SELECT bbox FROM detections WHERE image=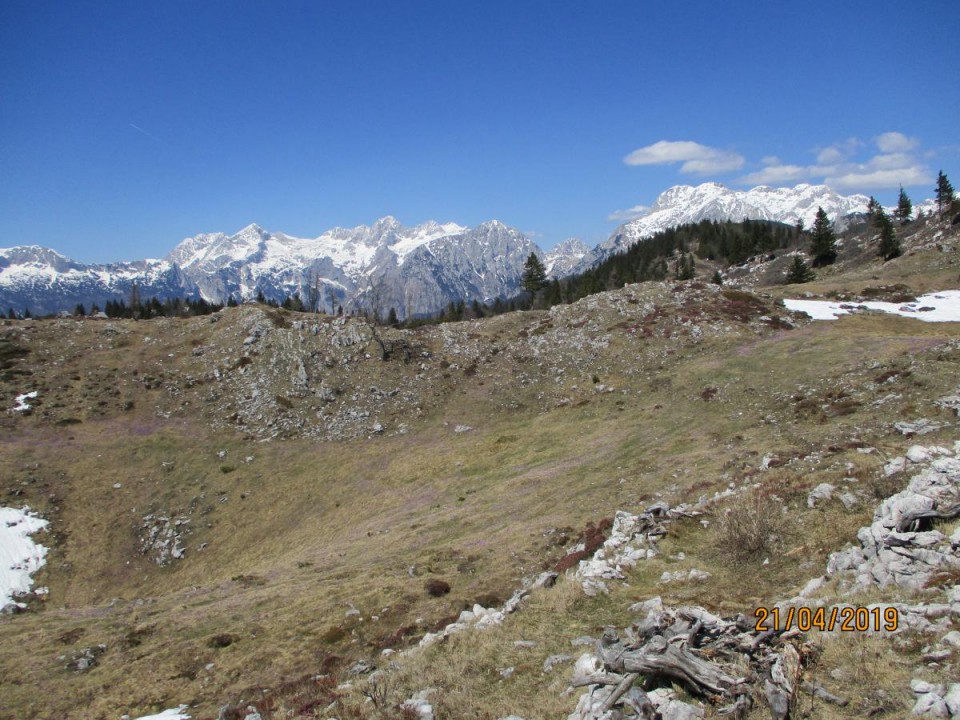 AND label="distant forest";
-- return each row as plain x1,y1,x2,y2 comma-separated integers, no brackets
418,218,800,325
